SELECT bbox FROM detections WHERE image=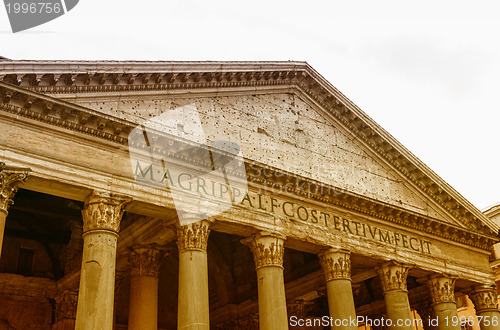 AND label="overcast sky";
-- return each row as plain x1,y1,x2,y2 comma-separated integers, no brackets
1,1,499,210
